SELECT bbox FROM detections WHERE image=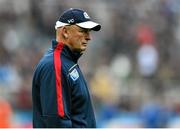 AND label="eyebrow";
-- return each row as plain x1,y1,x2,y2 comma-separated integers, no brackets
78,26,91,32
71,25,90,33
